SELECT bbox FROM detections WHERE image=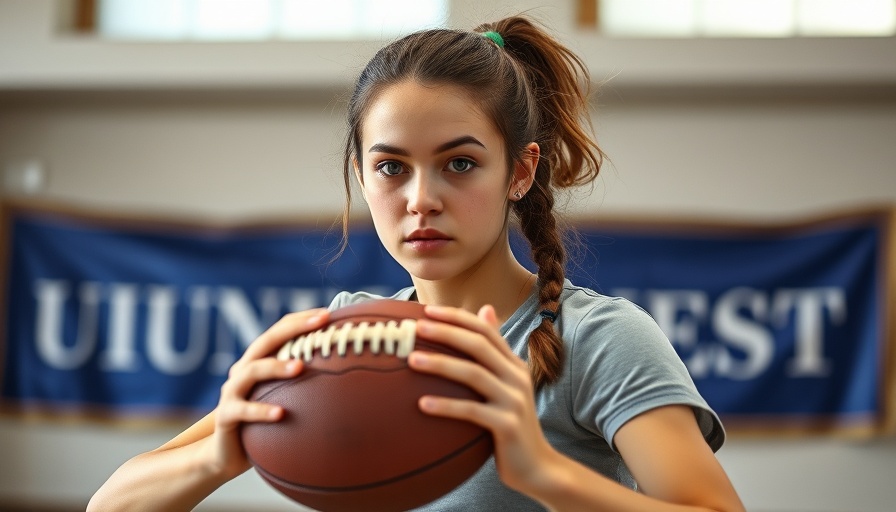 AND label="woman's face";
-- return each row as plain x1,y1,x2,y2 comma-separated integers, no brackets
357,80,517,283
